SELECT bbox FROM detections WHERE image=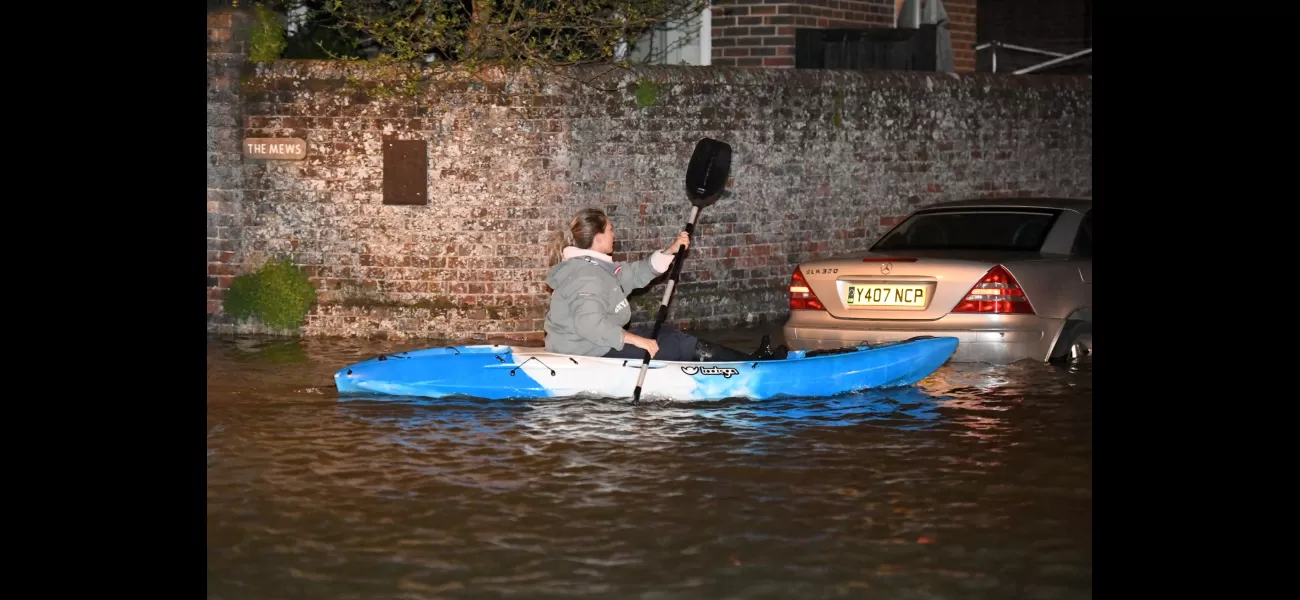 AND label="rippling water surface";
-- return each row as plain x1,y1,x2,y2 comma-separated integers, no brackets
207,331,1091,599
